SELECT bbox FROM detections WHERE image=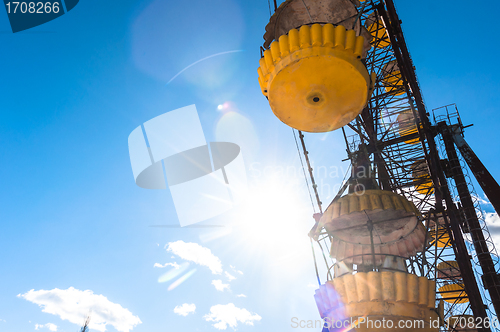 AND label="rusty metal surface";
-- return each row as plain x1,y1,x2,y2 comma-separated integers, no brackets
381,0,491,325
383,60,400,74
441,123,500,326
453,132,500,218
263,0,371,56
